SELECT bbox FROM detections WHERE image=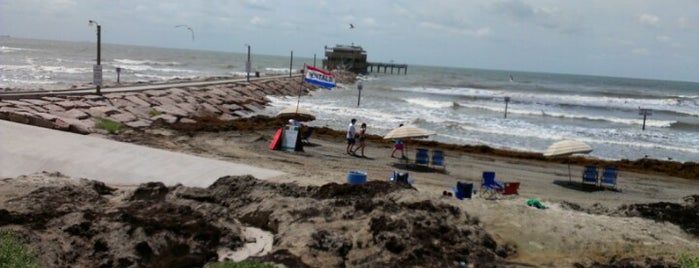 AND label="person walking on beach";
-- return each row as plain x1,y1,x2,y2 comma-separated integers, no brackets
346,118,357,155
352,123,367,157
391,124,405,158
